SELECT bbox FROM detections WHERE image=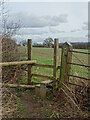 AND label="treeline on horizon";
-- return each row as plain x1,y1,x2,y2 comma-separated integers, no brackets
32,42,89,49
